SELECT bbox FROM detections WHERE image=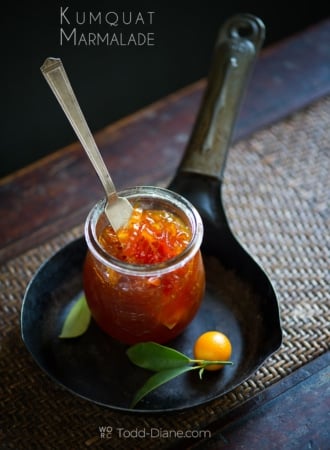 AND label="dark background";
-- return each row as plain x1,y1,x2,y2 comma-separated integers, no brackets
1,1,328,178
